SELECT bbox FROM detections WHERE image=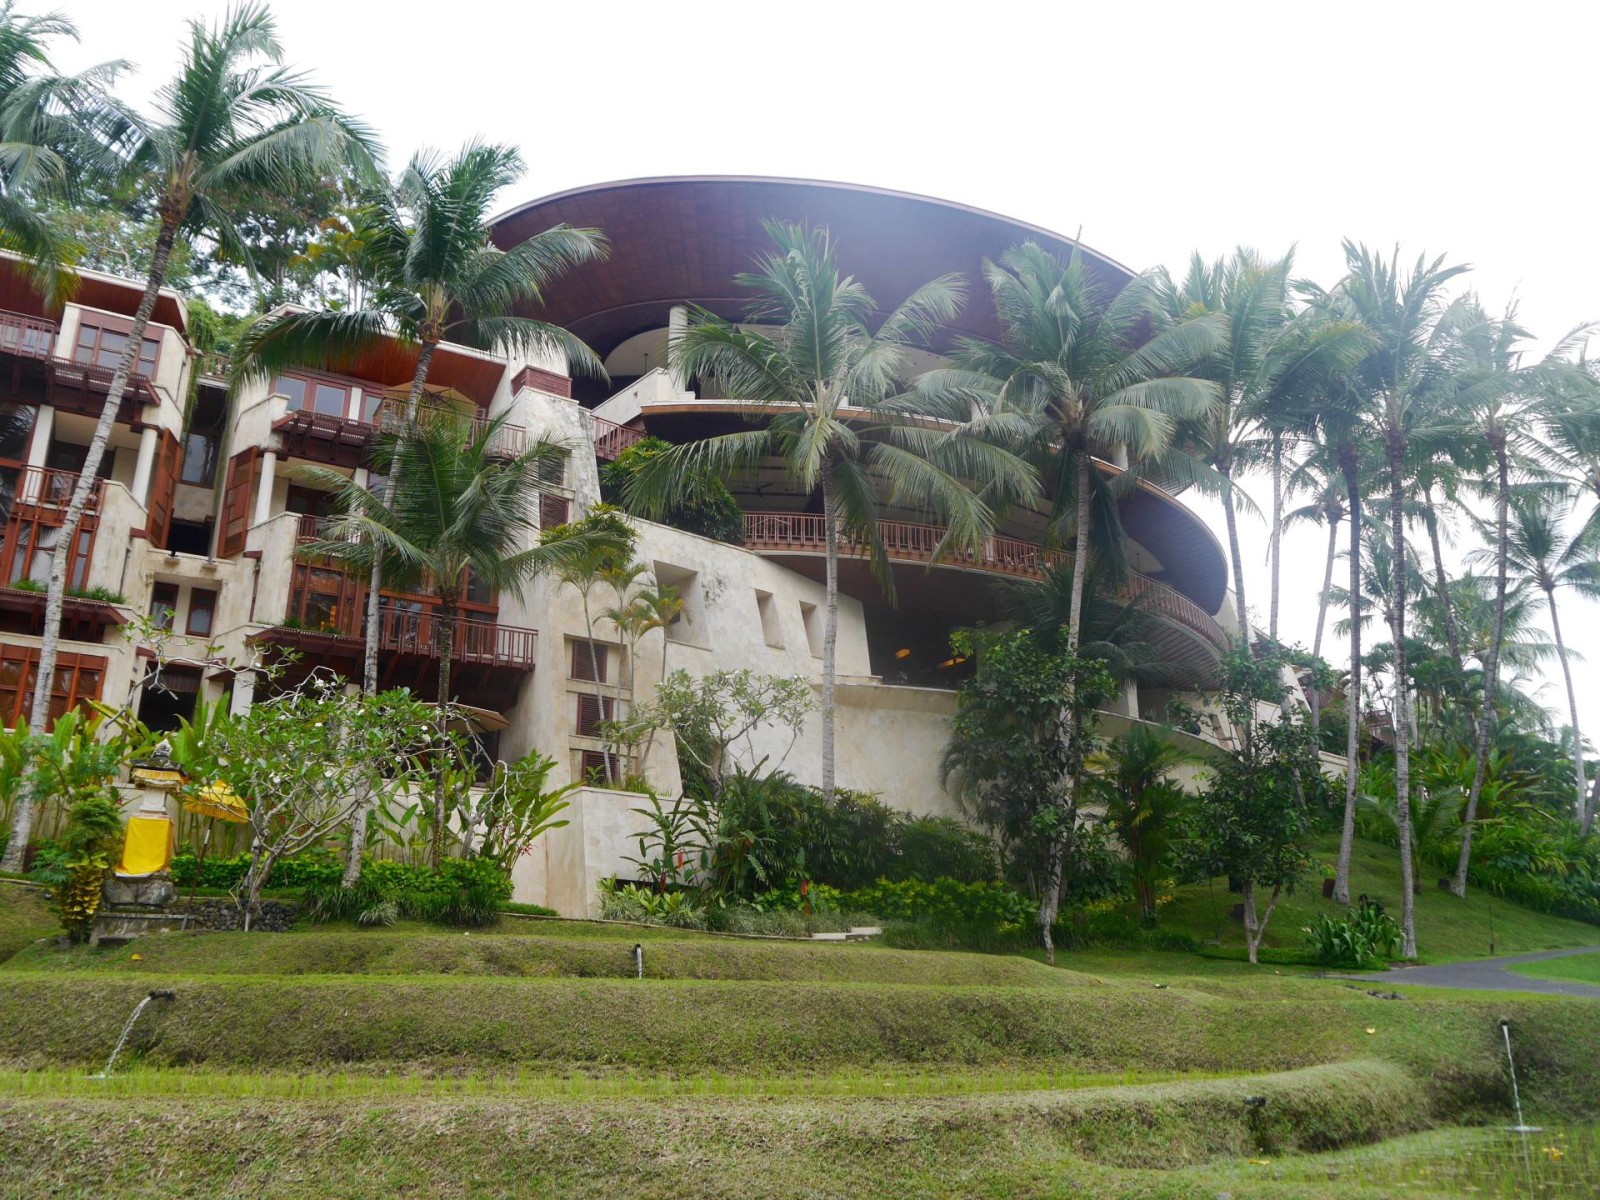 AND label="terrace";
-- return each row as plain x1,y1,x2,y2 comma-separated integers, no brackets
0,309,164,424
